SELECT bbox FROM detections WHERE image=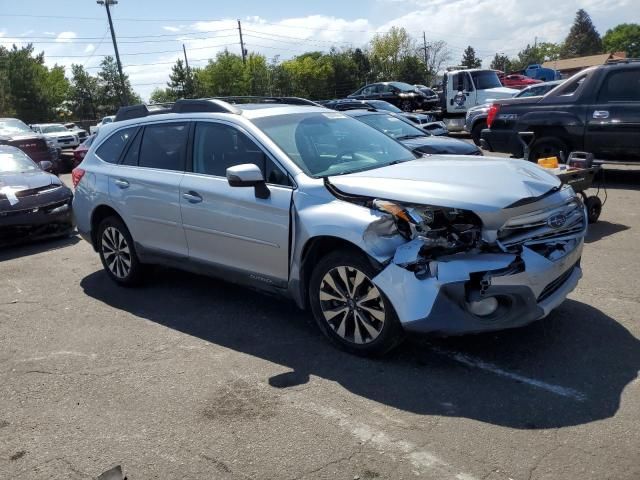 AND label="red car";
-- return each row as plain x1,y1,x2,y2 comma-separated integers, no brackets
498,73,542,89
72,134,96,168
